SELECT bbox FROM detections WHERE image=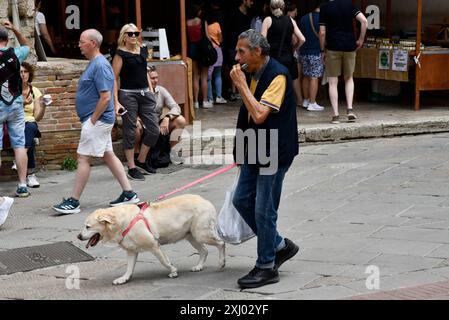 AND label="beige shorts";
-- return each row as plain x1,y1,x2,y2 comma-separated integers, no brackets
325,50,357,78
77,119,113,157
